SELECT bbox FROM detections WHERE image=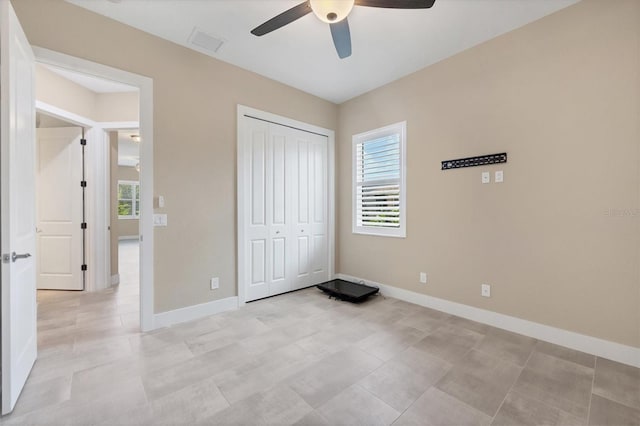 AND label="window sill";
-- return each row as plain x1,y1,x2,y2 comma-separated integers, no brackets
353,227,406,238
